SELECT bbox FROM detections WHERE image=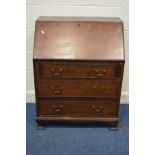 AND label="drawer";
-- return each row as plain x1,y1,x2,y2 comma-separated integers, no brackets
38,99,118,117
37,79,119,97
36,61,122,79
